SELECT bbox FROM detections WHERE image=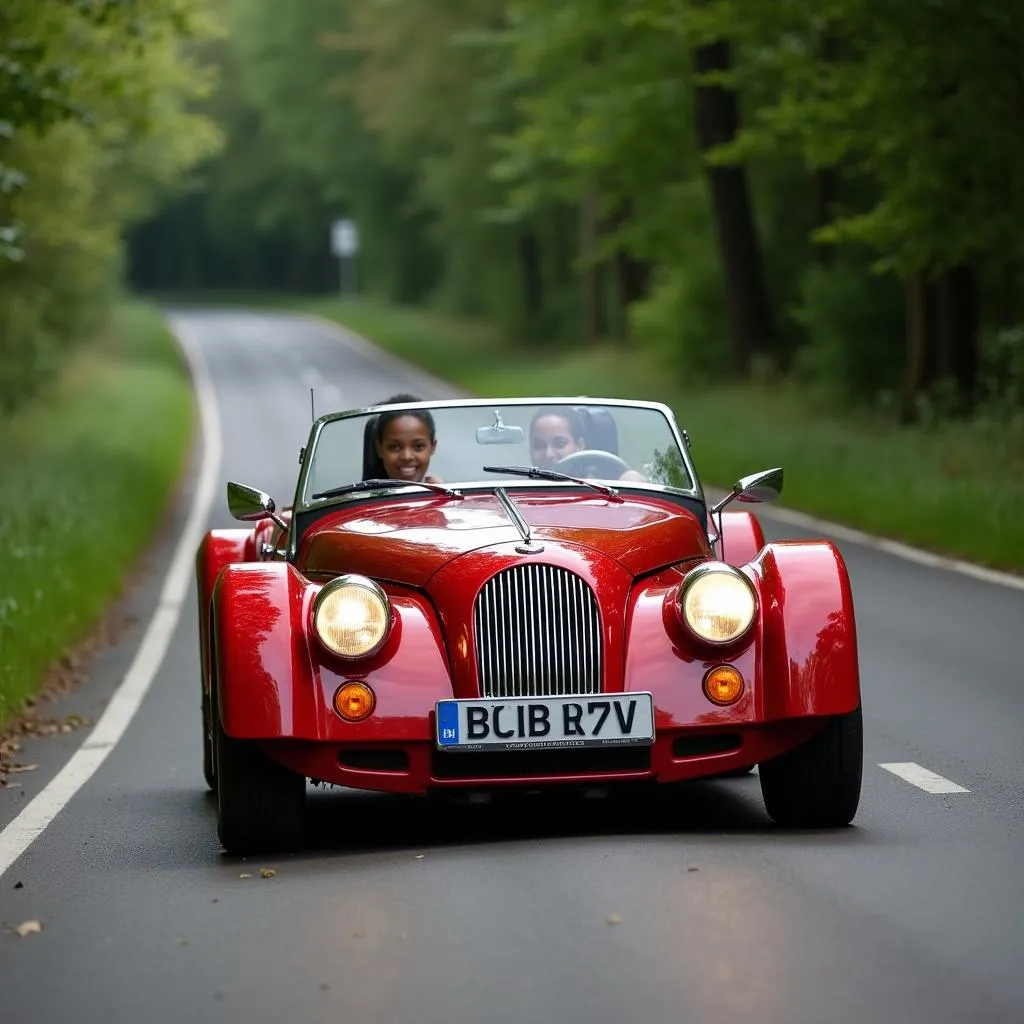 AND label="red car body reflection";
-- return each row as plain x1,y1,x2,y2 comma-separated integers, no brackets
198,491,858,791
